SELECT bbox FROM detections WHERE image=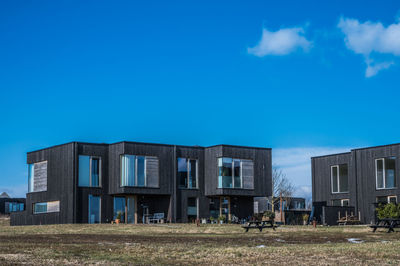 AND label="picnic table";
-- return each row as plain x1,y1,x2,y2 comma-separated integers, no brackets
242,220,277,232
370,218,400,233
